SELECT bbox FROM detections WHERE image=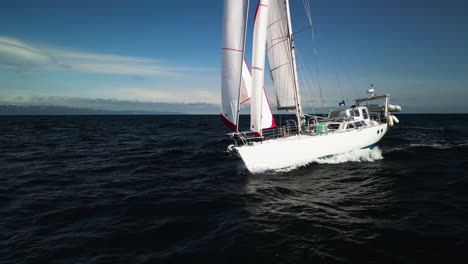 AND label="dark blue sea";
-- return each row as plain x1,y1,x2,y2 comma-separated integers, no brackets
1,114,467,263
